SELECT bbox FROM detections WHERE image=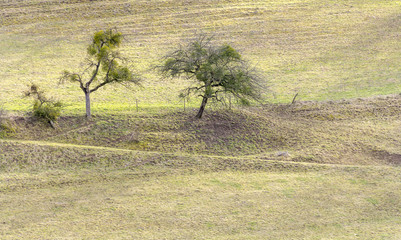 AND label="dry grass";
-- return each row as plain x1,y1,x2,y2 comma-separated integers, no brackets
1,0,401,113
1,1,401,238
1,165,400,239
3,95,401,166
1,94,401,240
